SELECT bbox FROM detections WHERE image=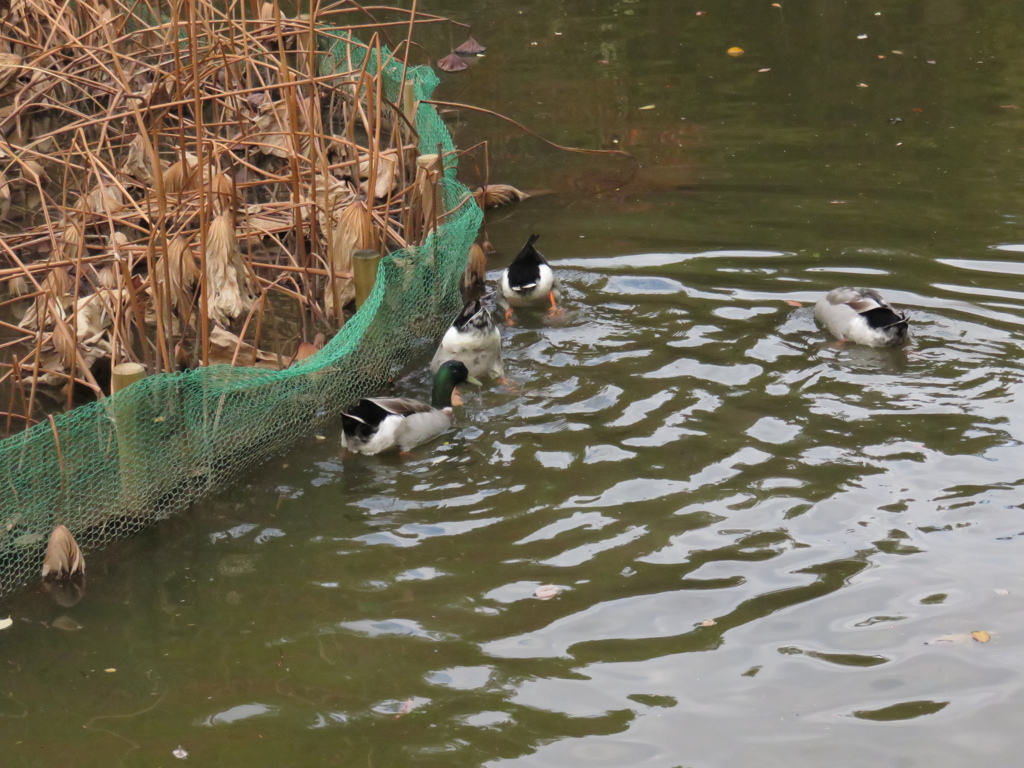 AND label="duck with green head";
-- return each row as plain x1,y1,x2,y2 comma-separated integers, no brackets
341,360,480,455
